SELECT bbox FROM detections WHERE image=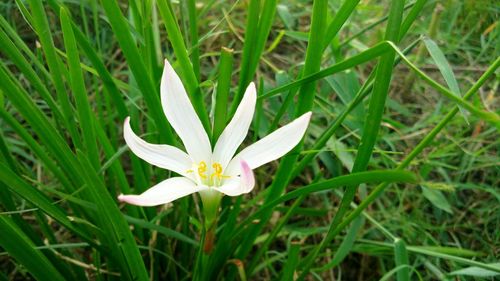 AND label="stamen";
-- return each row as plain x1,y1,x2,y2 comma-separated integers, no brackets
210,163,230,182
198,161,208,179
